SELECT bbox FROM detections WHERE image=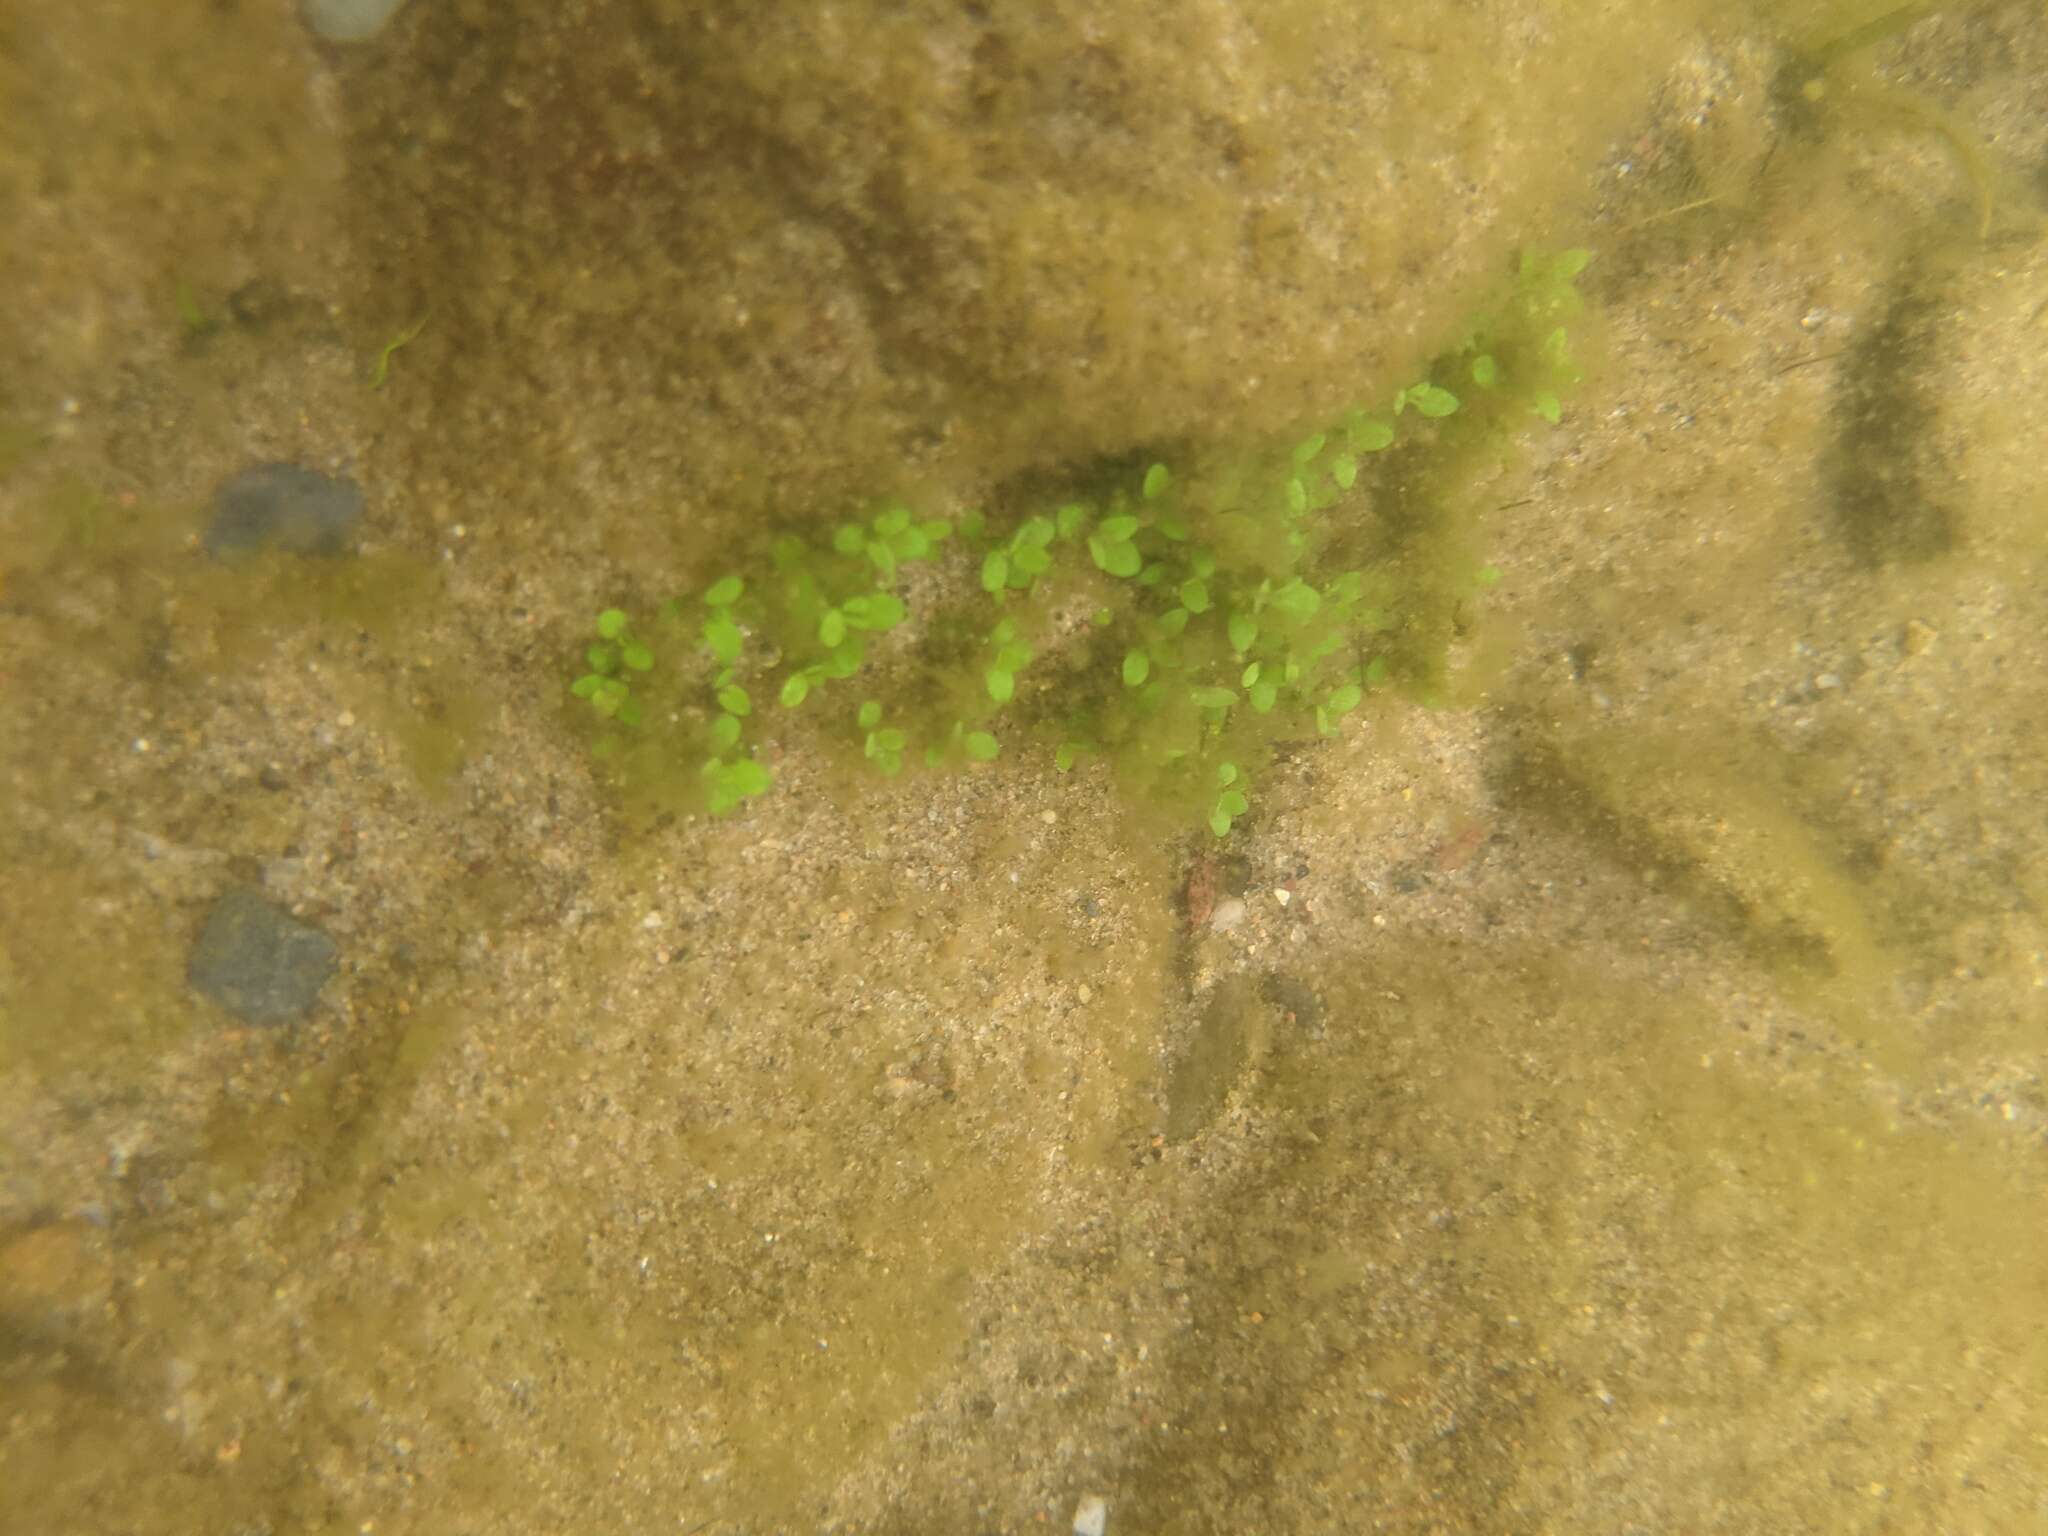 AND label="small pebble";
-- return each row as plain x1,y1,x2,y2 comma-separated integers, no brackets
301,0,410,41
187,886,339,1026
206,463,363,559
1072,1494,1108,1536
